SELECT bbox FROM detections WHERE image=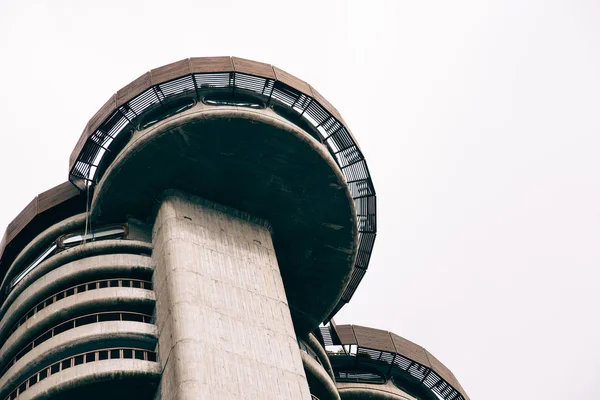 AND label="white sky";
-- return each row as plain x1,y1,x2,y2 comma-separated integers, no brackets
1,1,599,398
